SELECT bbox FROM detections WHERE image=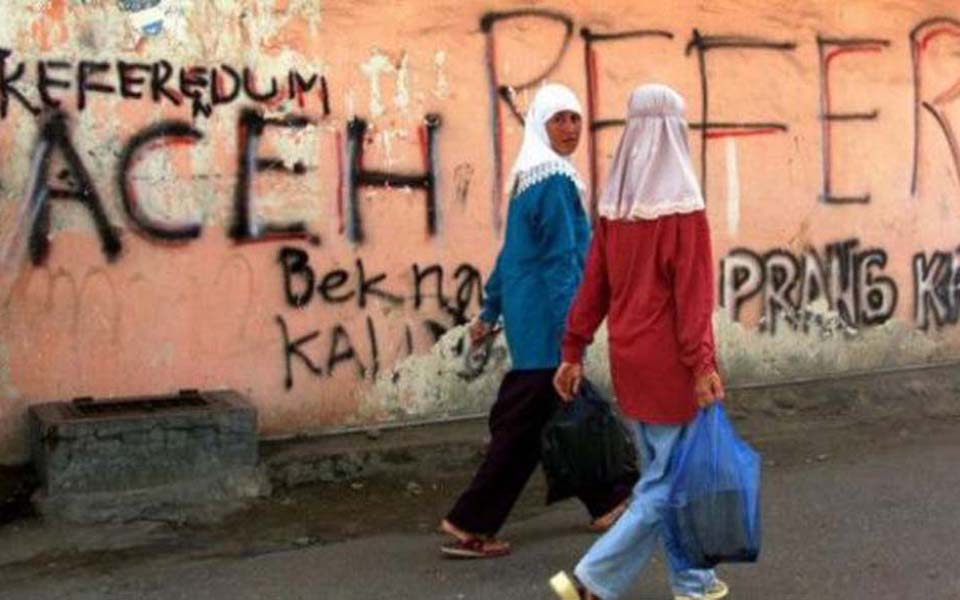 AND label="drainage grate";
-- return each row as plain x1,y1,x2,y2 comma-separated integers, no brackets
68,390,210,419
